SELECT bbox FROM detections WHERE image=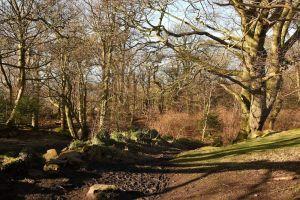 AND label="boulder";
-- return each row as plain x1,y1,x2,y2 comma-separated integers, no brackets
58,150,84,165
43,163,60,172
43,149,58,162
86,184,122,200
